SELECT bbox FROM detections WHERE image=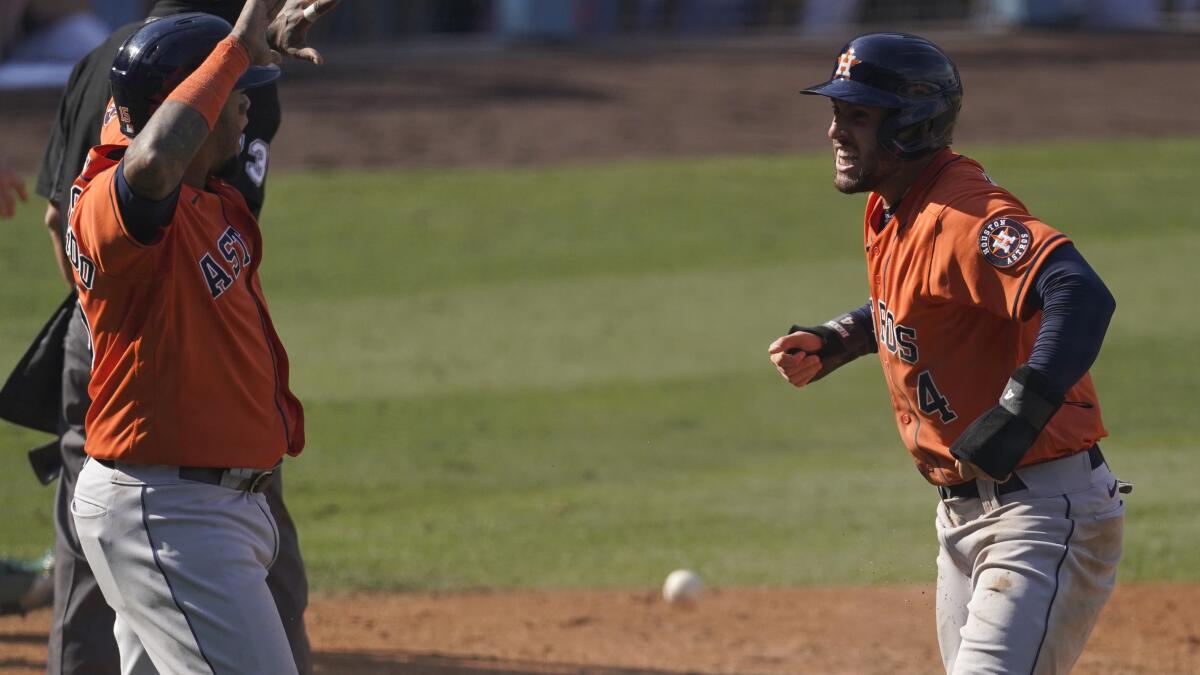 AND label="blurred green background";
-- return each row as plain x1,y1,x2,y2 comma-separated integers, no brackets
2,137,1197,591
